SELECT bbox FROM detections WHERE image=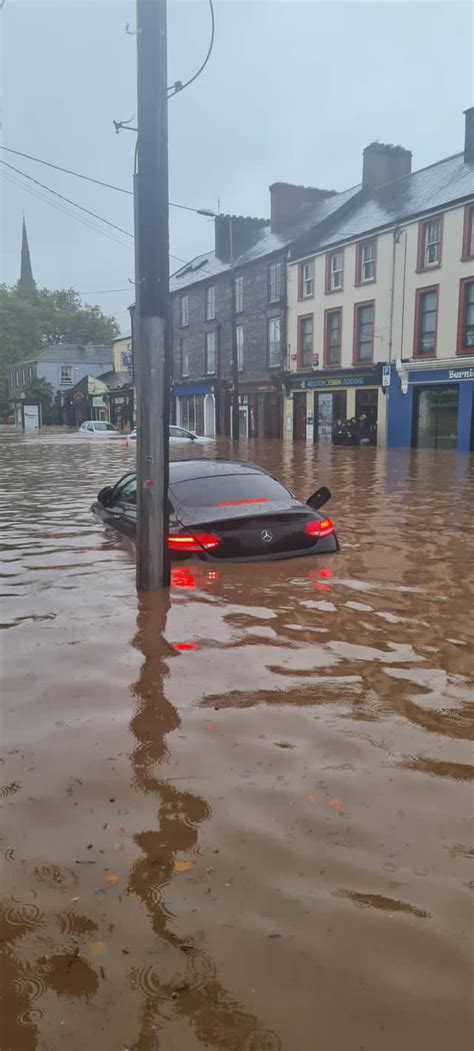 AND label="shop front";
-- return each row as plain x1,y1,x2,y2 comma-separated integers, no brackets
388,360,474,451
107,384,134,431
173,383,217,437
284,365,383,444
219,381,283,438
